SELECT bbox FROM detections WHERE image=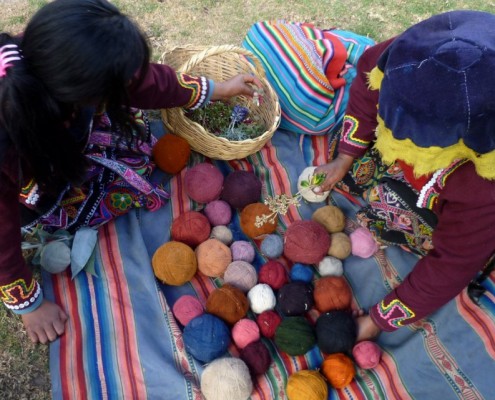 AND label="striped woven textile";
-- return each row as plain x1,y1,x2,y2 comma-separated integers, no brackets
43,125,495,399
